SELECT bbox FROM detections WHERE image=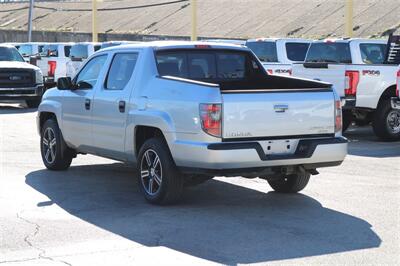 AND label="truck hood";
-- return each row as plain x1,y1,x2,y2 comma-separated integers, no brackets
0,61,40,71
